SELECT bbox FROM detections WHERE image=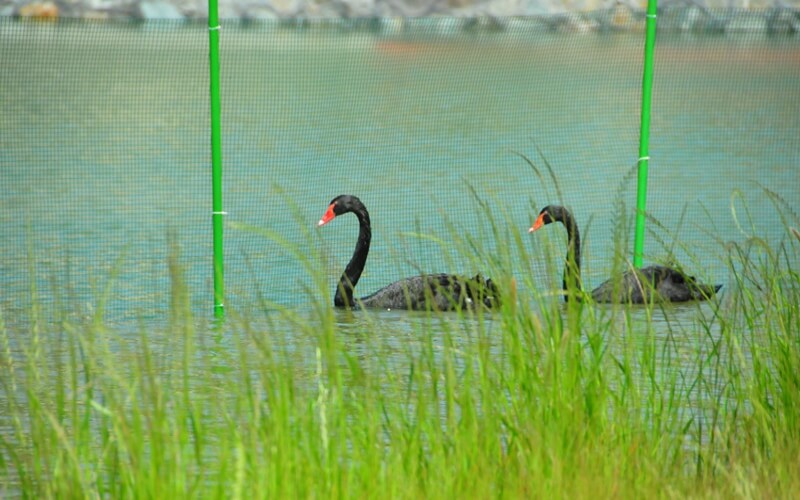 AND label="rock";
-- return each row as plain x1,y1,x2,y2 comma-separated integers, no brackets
727,11,767,32
610,4,633,28
341,0,376,17
138,0,184,19
304,0,344,17
84,9,111,19
17,1,59,20
767,8,800,34
1,0,798,27
269,0,304,16
87,0,121,10
239,5,280,21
